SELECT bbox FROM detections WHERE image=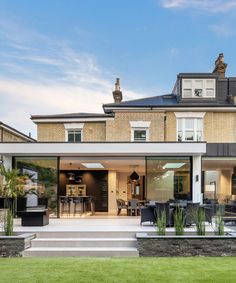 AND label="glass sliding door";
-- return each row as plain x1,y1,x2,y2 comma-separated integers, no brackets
146,157,191,202
14,157,58,217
